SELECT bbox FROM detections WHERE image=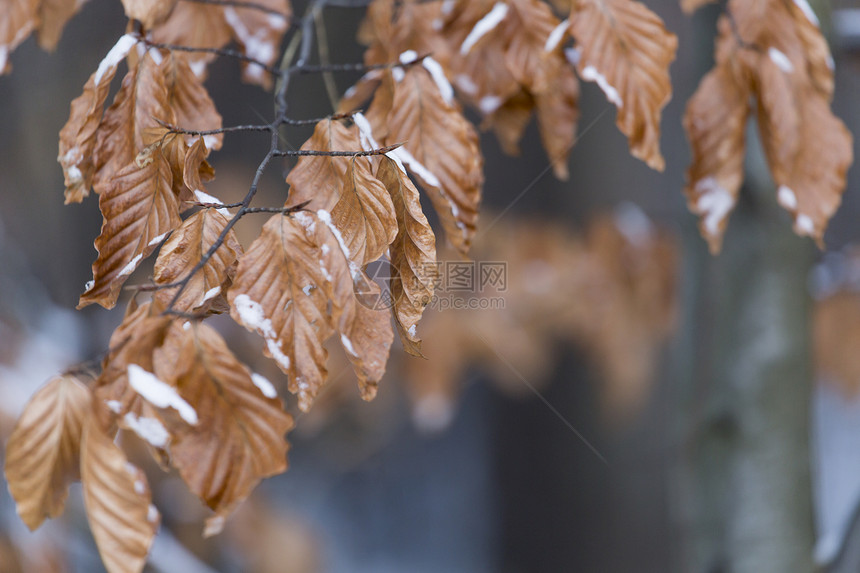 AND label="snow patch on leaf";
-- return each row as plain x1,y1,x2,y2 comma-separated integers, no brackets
232,294,292,371
694,177,734,238
580,65,623,108
123,412,169,448
128,364,198,425
94,34,138,85
251,373,277,398
461,2,509,55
